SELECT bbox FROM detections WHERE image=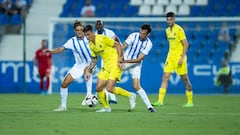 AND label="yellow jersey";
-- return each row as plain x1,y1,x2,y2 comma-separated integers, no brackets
89,35,118,71
165,24,186,58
